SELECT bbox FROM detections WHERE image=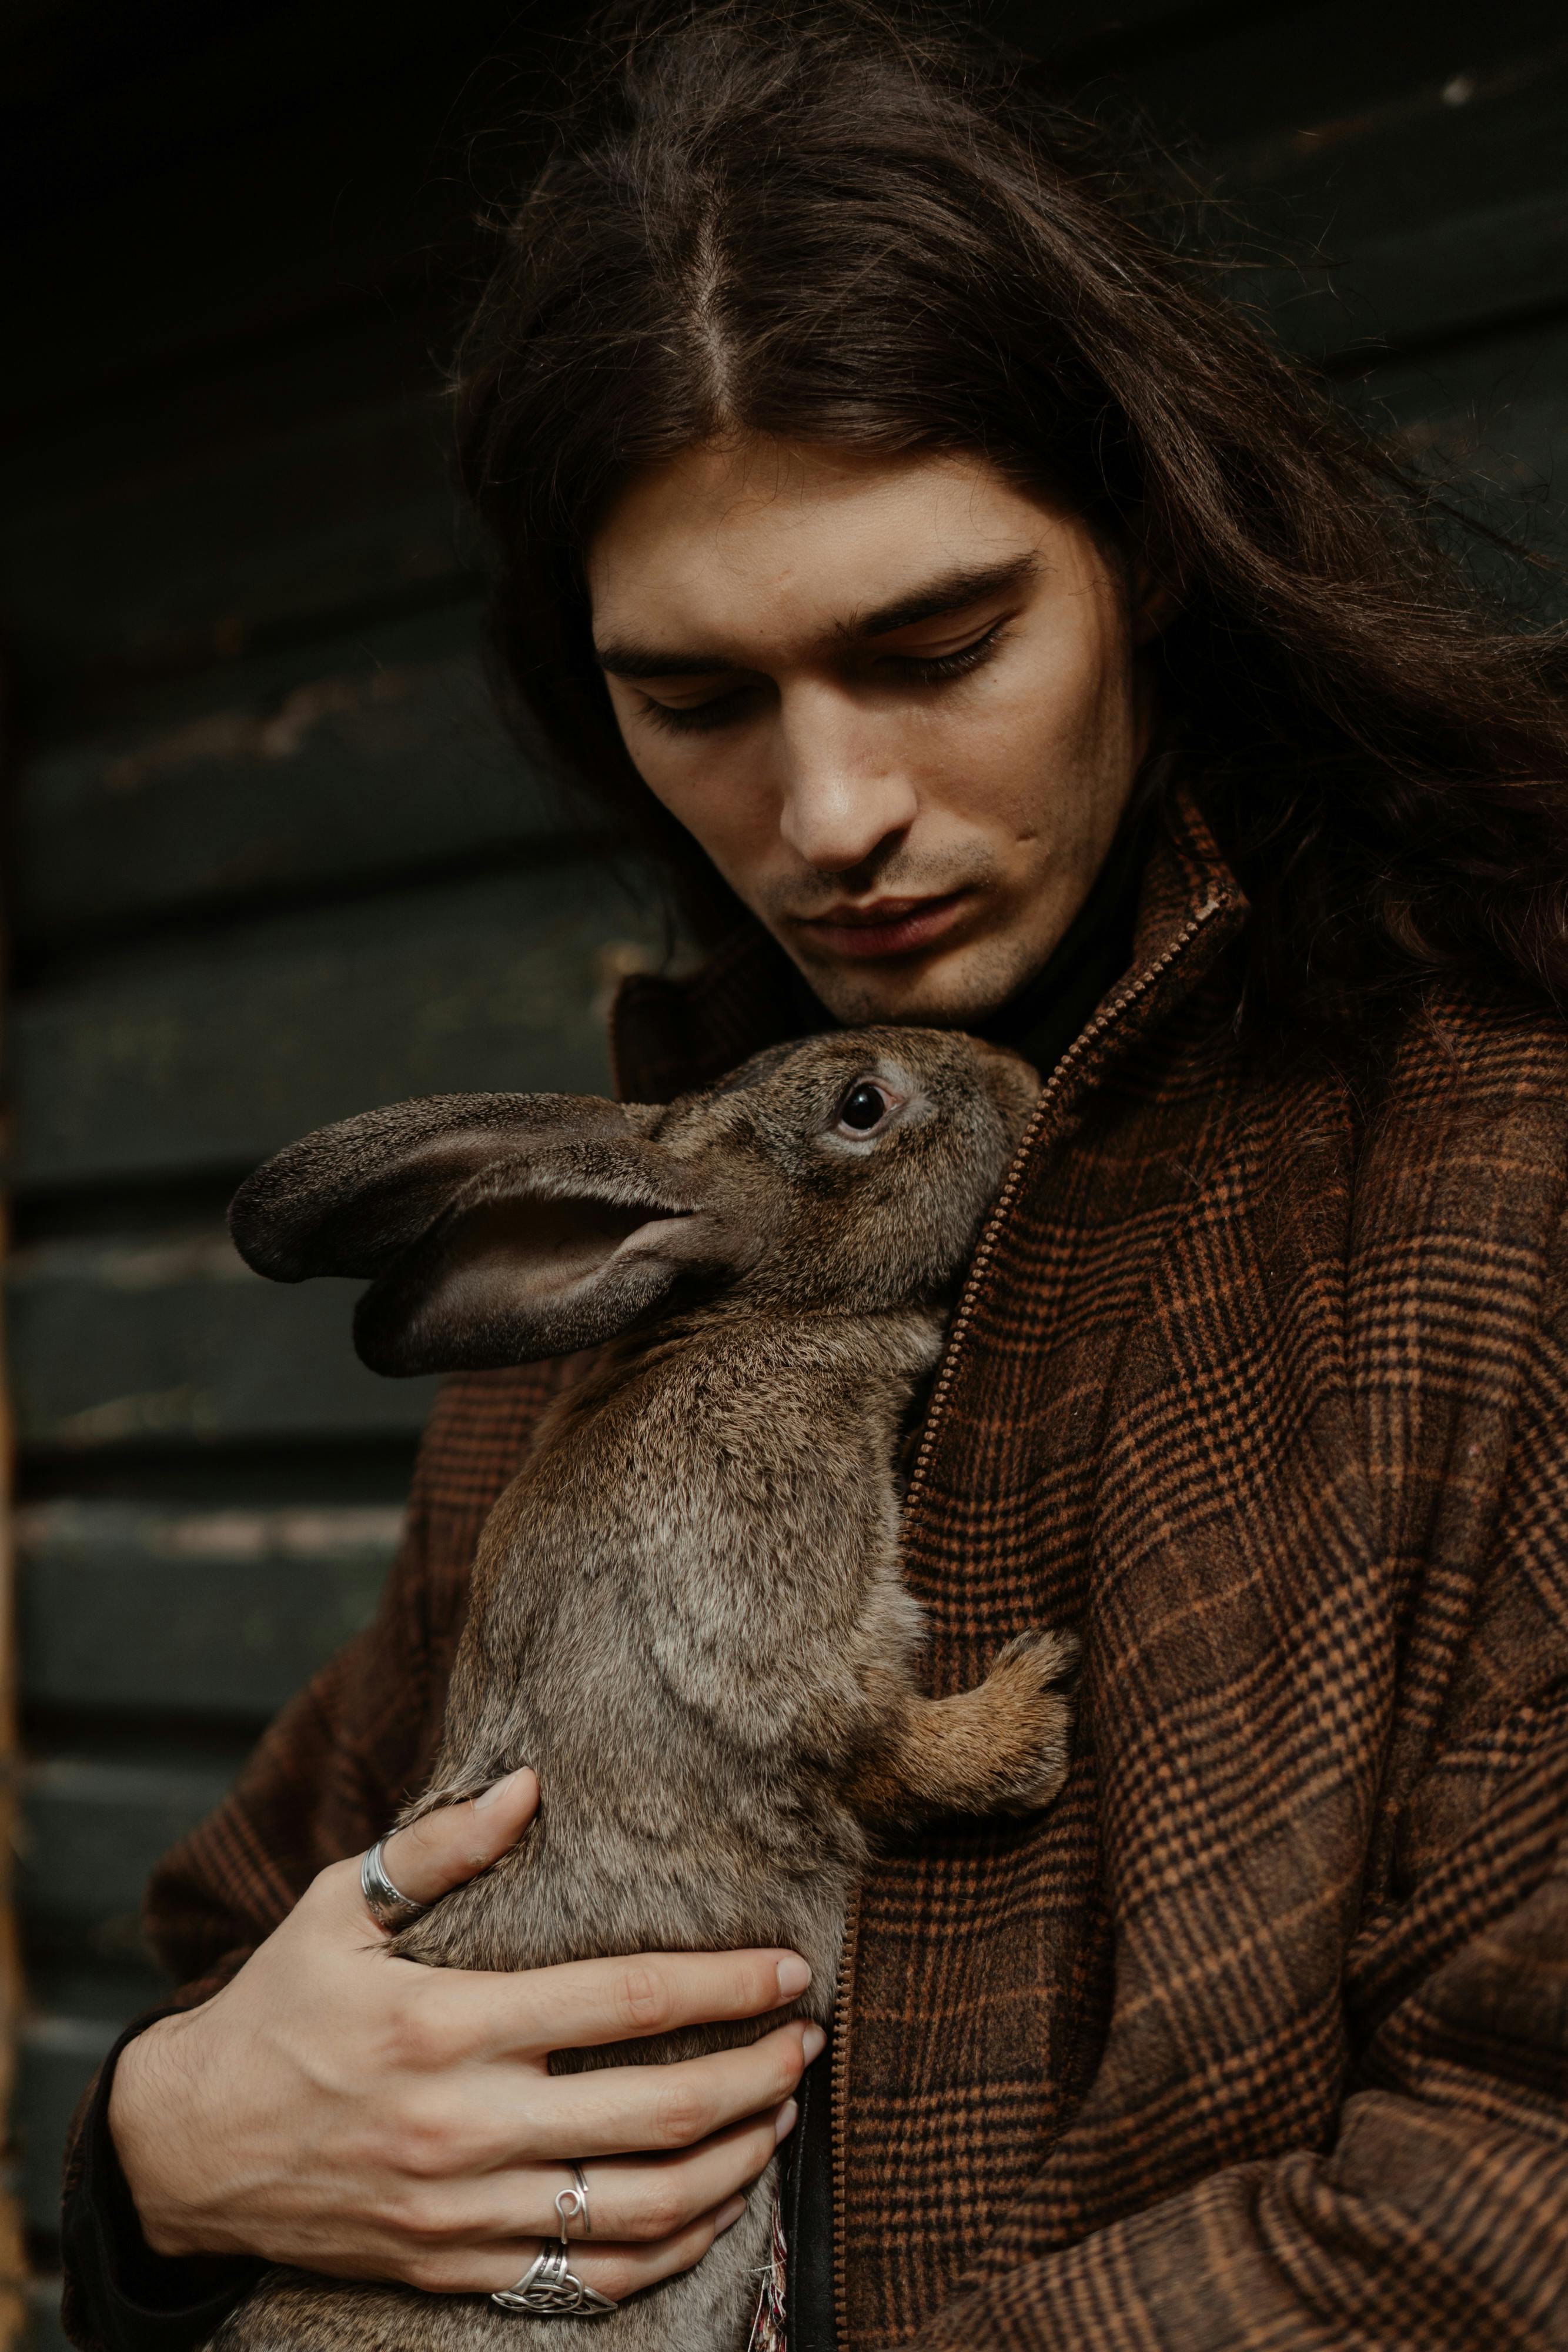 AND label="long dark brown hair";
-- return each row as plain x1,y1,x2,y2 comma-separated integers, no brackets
453,0,1568,1041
